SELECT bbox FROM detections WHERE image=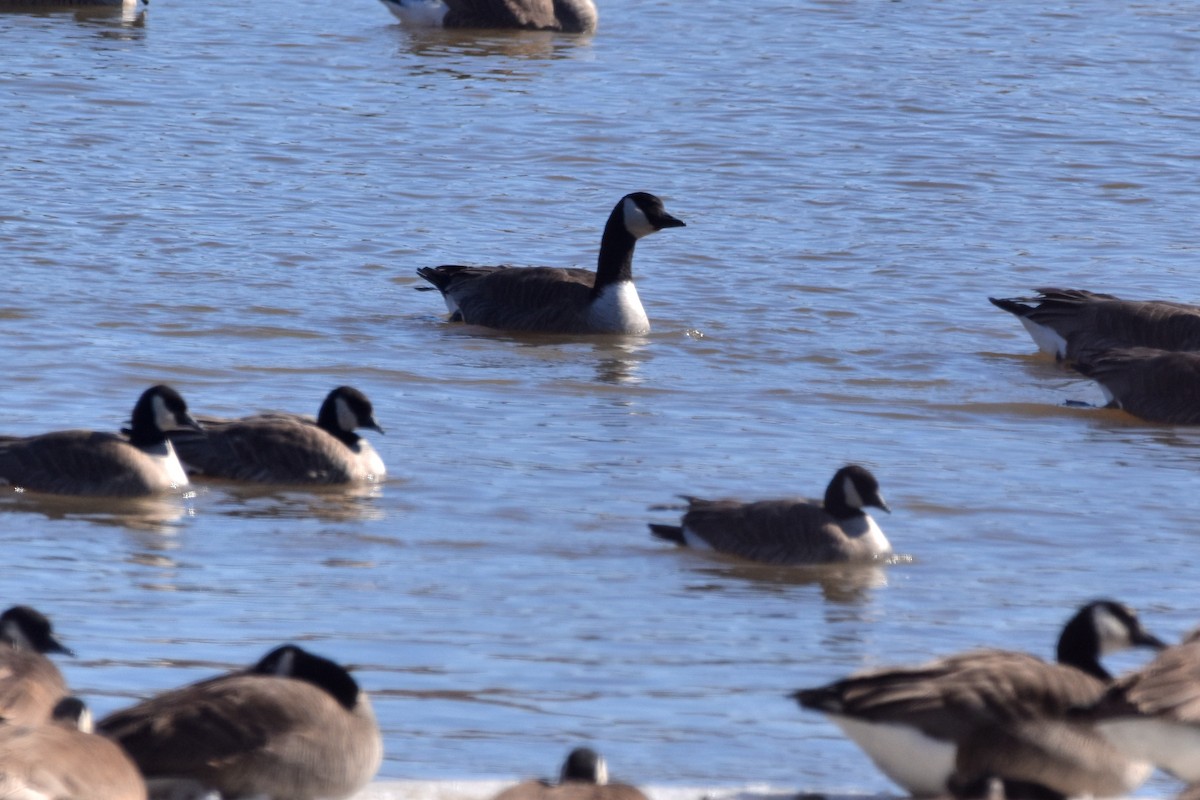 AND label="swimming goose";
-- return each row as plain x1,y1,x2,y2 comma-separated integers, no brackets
792,600,1165,799
1072,630,1200,784
491,747,650,800
0,384,199,497
989,287,1200,361
0,605,72,726
1071,347,1200,424
378,0,598,33
648,465,892,564
417,192,685,335
97,644,383,800
166,386,386,484
0,697,147,800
